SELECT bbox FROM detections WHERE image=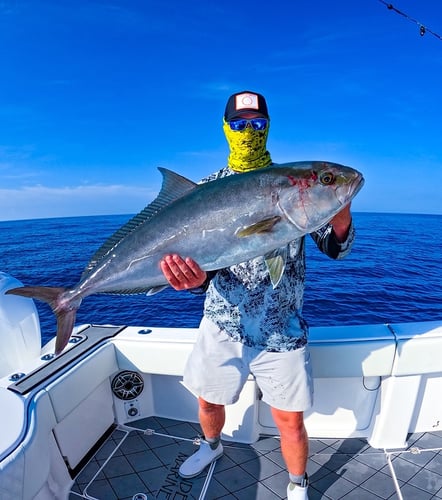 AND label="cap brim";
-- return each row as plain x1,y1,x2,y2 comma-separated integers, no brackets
228,111,267,120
